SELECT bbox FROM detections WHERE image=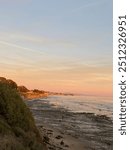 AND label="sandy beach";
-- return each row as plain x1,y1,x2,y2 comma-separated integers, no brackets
26,99,113,150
